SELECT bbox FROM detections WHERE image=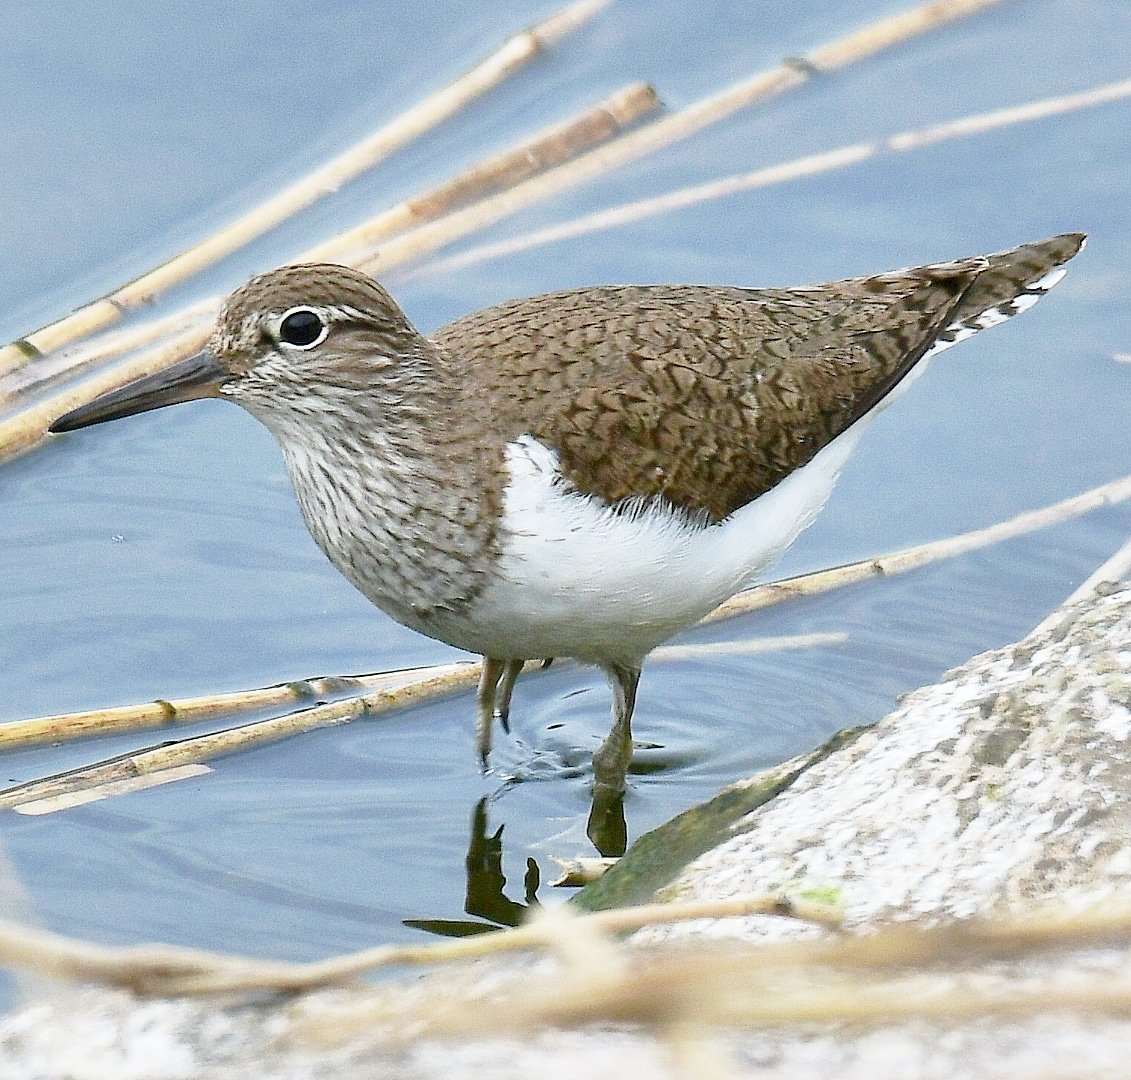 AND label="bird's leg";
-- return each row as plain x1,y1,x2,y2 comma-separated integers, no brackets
592,662,641,795
494,659,525,734
475,657,507,765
